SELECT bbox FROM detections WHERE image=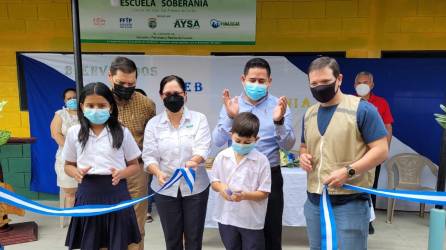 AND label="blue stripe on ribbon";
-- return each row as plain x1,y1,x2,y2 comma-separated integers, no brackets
320,184,446,248
343,184,446,206
181,168,196,192
0,167,195,217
